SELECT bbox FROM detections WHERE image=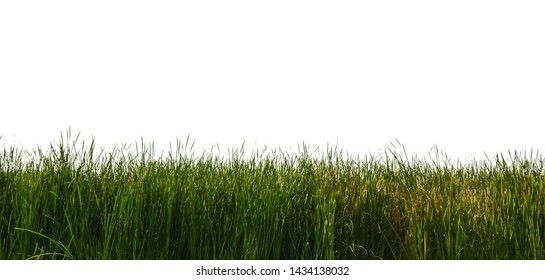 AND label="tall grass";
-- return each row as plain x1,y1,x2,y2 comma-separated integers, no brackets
1,132,544,259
